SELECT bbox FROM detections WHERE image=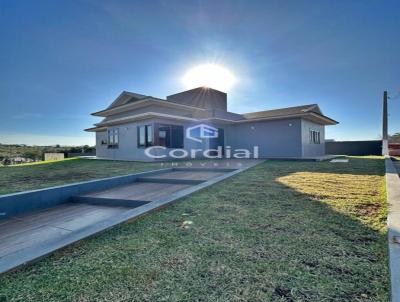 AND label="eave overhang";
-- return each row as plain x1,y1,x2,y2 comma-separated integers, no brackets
85,110,338,132
203,112,338,125
91,98,206,117
95,112,197,127
84,126,107,132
